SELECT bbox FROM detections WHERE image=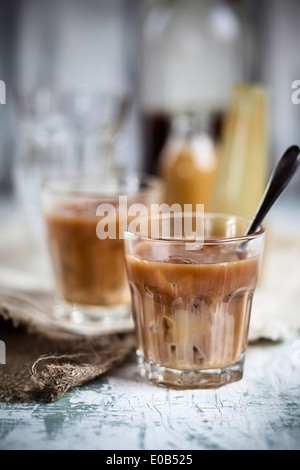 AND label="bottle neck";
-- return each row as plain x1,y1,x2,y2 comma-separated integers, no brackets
170,111,212,140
